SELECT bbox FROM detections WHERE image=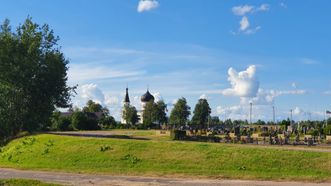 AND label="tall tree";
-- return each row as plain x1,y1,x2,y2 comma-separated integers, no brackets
122,105,139,125
142,100,167,127
192,99,211,129
0,18,75,139
142,101,156,127
154,100,167,125
169,97,190,128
